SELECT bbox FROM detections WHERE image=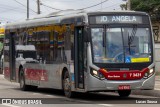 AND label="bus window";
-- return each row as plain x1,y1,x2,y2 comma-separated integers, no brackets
123,27,151,59
91,28,103,62
64,26,74,62
106,28,123,63
91,27,152,64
